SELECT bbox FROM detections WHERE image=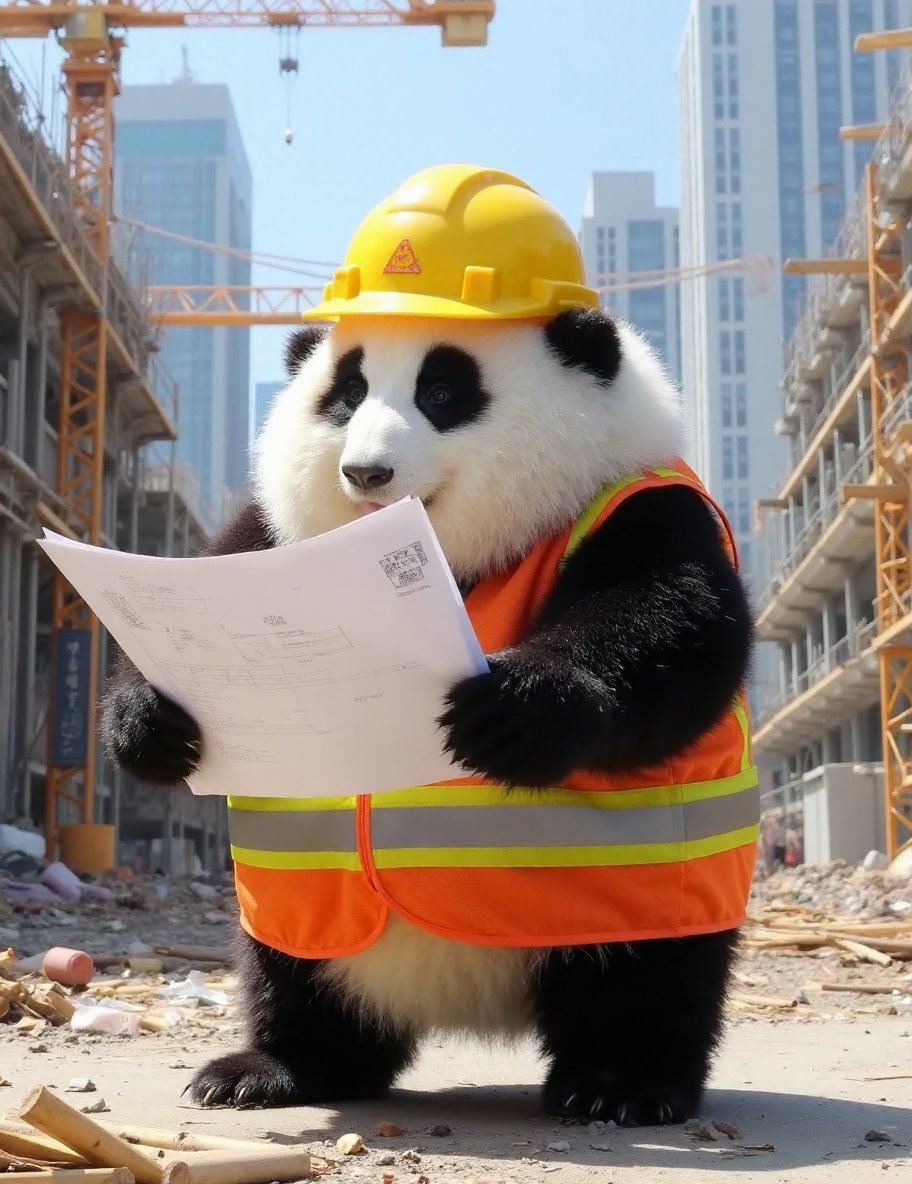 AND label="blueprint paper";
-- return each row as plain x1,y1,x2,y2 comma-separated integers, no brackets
37,498,488,798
